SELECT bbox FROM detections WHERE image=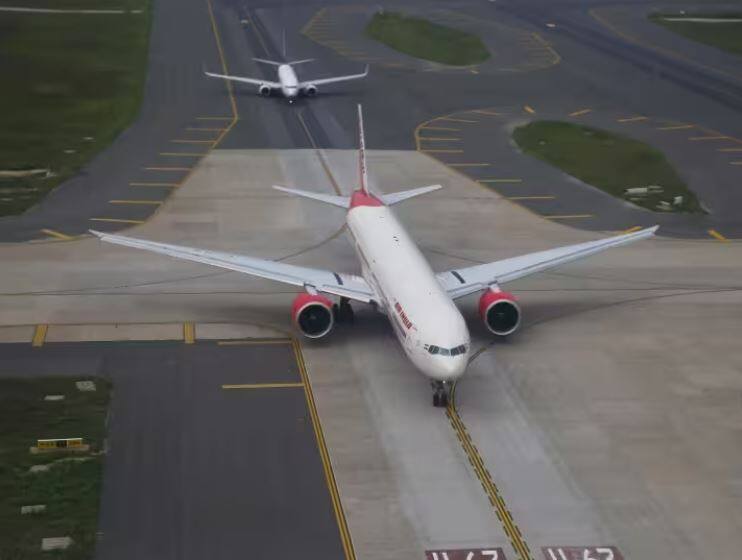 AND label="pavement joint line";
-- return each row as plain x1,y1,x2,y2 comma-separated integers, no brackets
89,218,145,224
292,339,356,560
143,167,191,171
109,199,163,205
31,324,48,347
479,178,522,183
183,322,195,344
523,105,536,114
507,195,555,200
296,111,343,195
617,116,647,123
222,382,304,390
159,152,208,157
250,10,271,55
658,124,694,131
708,229,730,242
40,229,74,240
568,108,592,117
129,182,179,187
446,403,533,560
217,339,292,345
689,135,730,141
545,214,594,220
